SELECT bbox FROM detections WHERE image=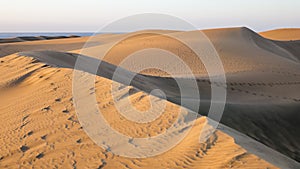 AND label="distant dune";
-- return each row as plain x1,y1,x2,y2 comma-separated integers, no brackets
260,28,300,41
0,36,90,58
0,35,81,44
0,27,299,168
